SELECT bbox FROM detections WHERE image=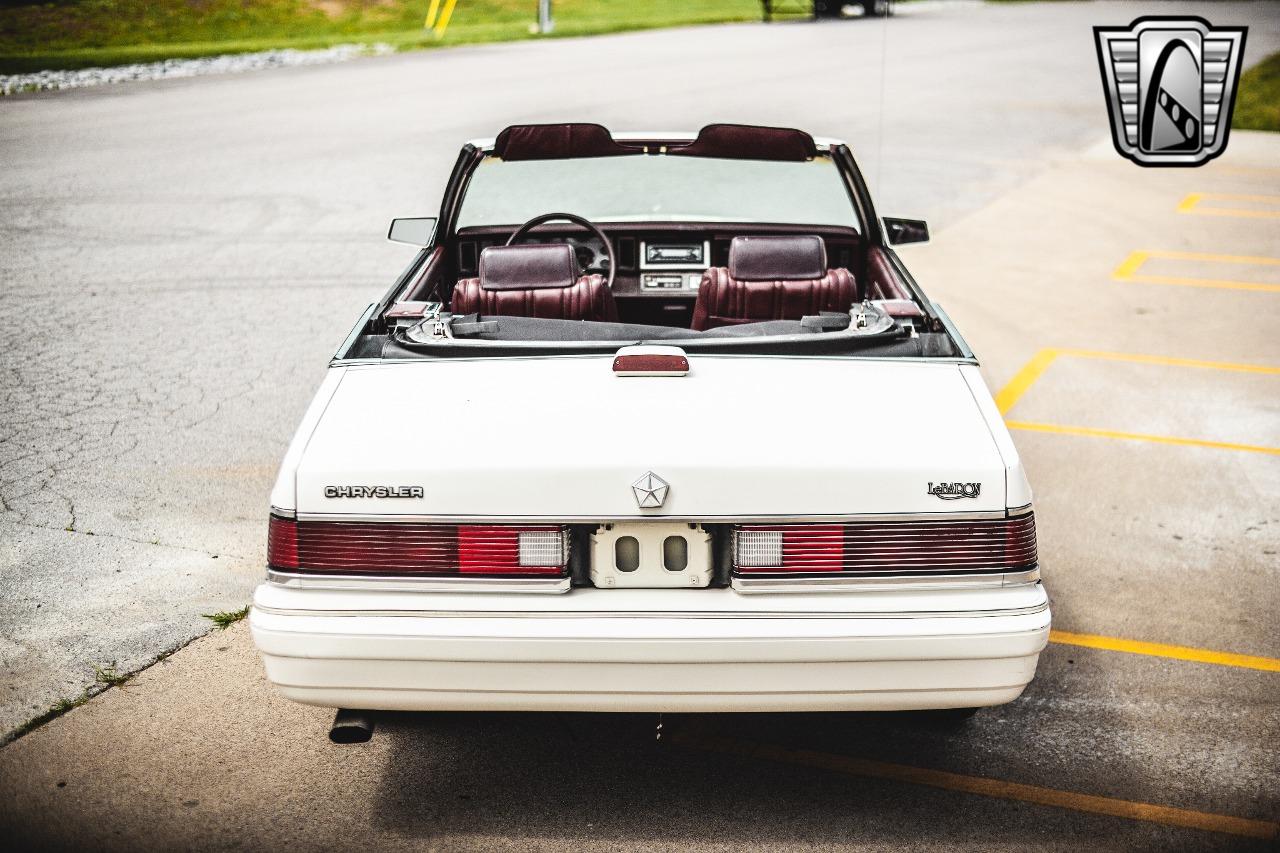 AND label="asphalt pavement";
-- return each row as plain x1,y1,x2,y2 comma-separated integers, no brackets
1,0,1278,849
